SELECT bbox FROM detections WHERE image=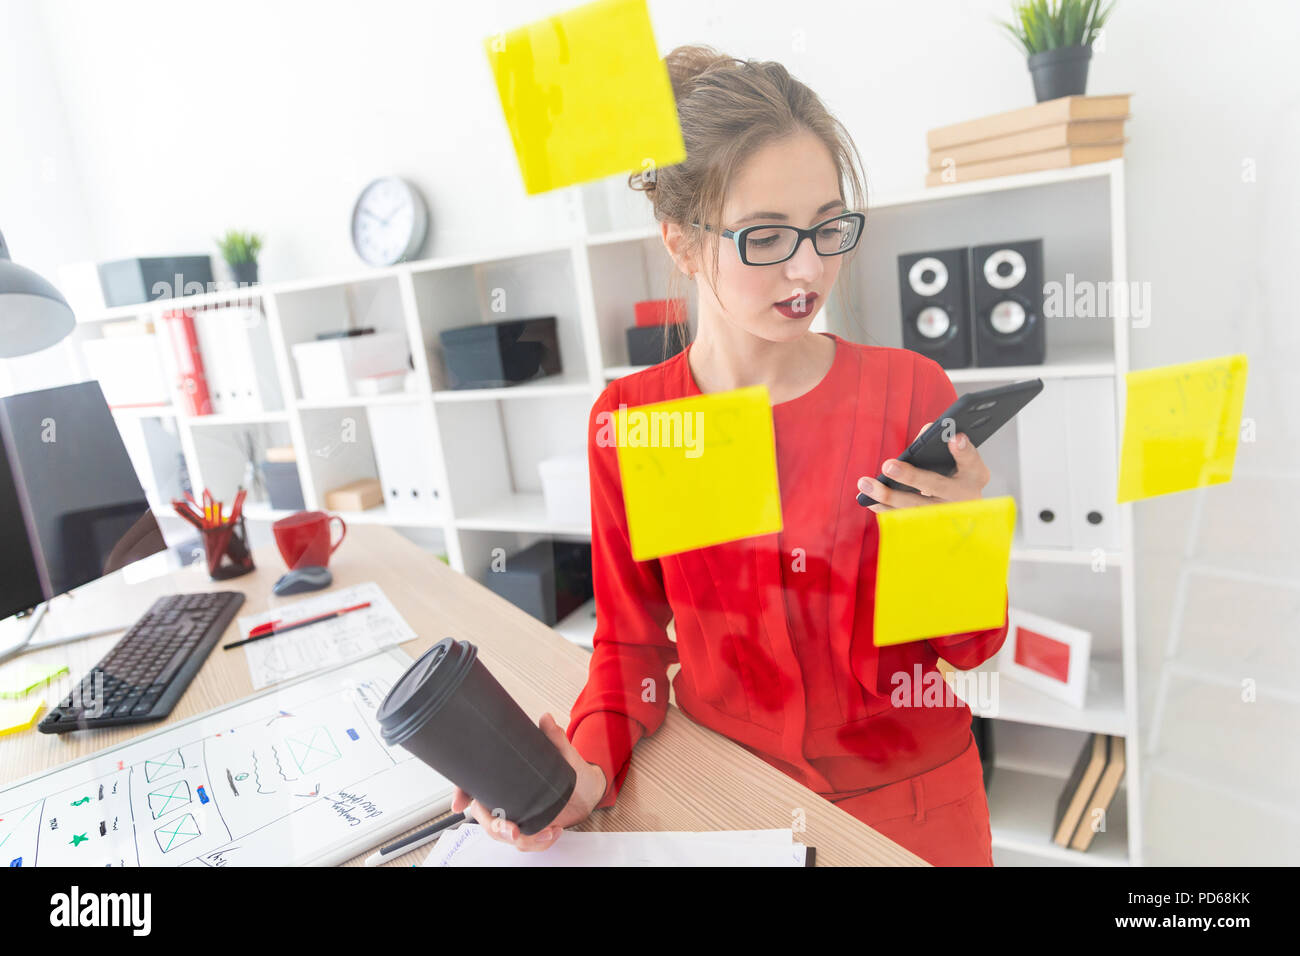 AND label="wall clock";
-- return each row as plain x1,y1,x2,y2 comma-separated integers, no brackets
350,177,429,266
